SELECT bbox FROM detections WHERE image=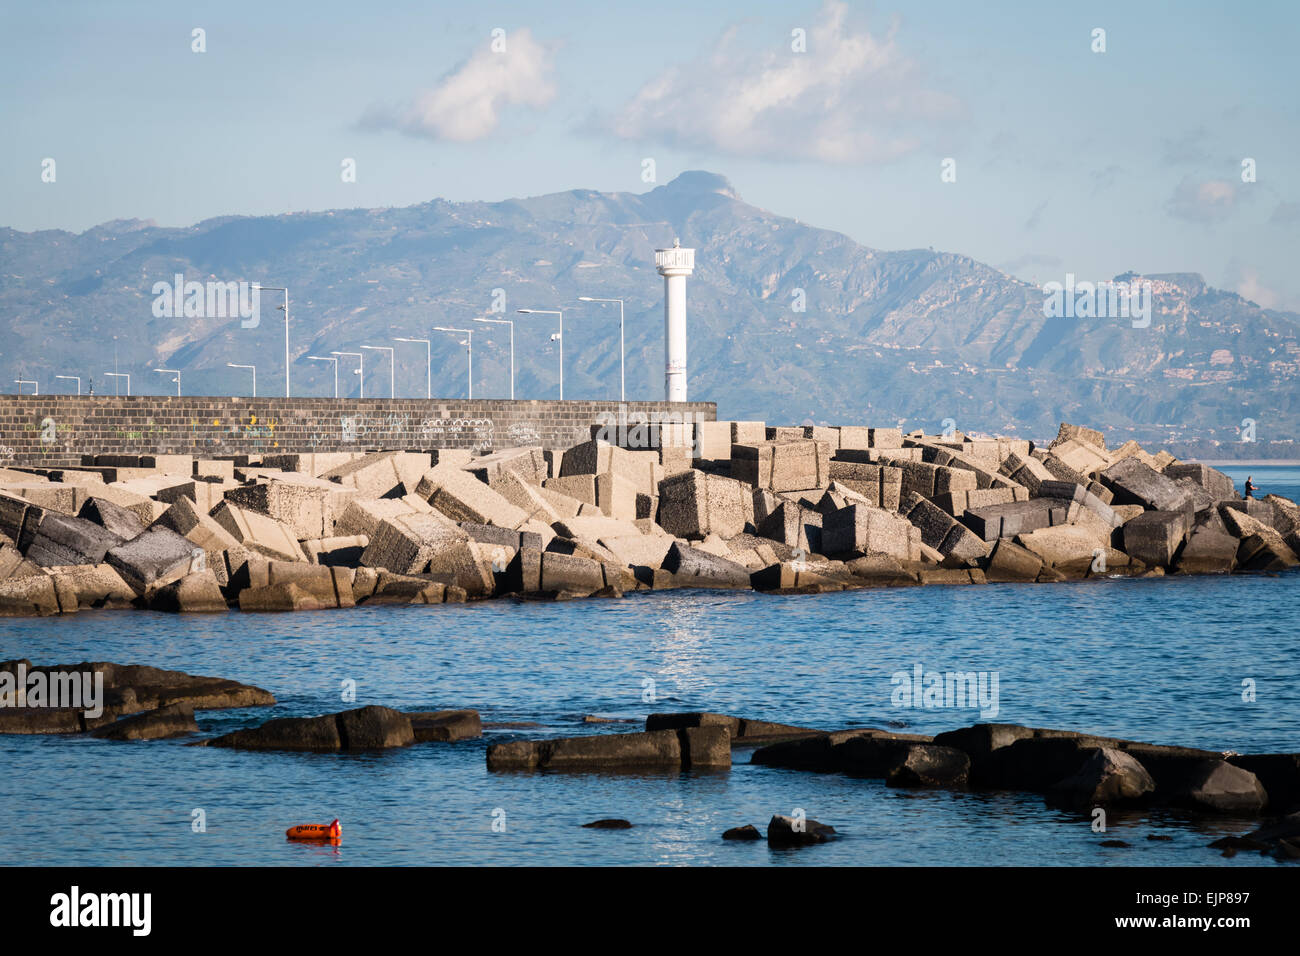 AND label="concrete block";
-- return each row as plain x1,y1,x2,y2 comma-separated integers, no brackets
731,440,831,492
105,526,199,594
360,513,467,575
1099,458,1192,512
209,501,306,562
821,504,913,559
322,451,430,498
417,464,528,528
657,470,748,539
22,513,124,567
